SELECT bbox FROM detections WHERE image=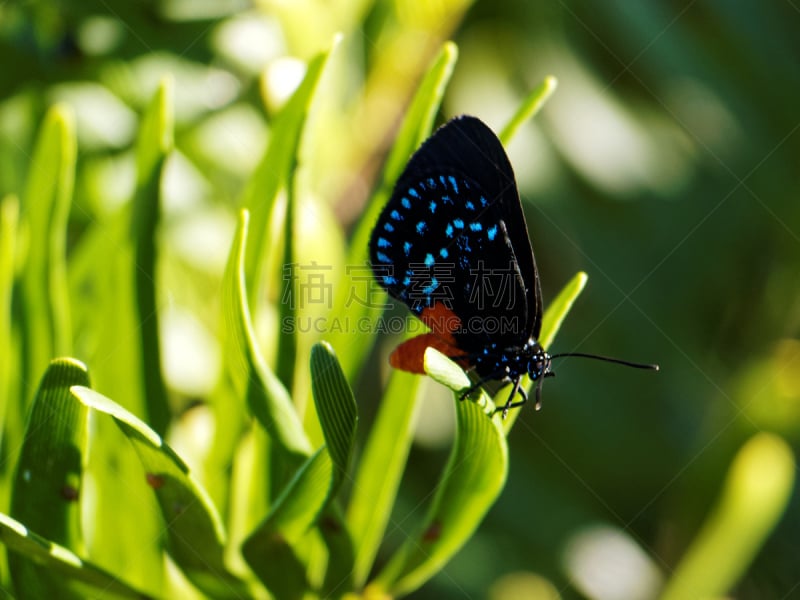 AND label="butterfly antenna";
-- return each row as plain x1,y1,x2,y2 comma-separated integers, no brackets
549,352,659,371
